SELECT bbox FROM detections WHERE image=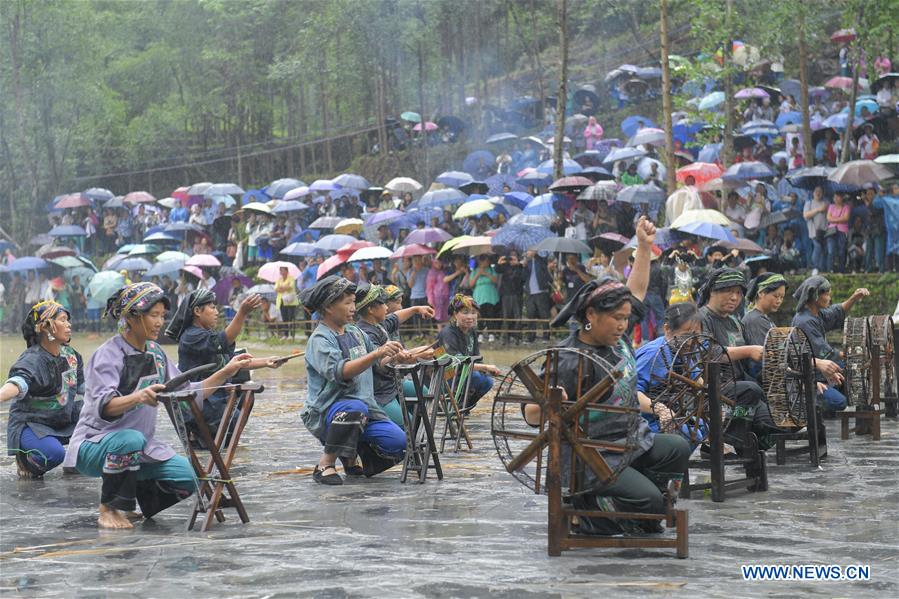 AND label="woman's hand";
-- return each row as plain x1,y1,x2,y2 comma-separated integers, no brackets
266,357,283,369
377,341,404,360
417,305,435,319
816,358,842,380
851,288,870,300
482,364,502,377
635,216,656,246
239,293,262,315
137,384,167,408
225,353,254,376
